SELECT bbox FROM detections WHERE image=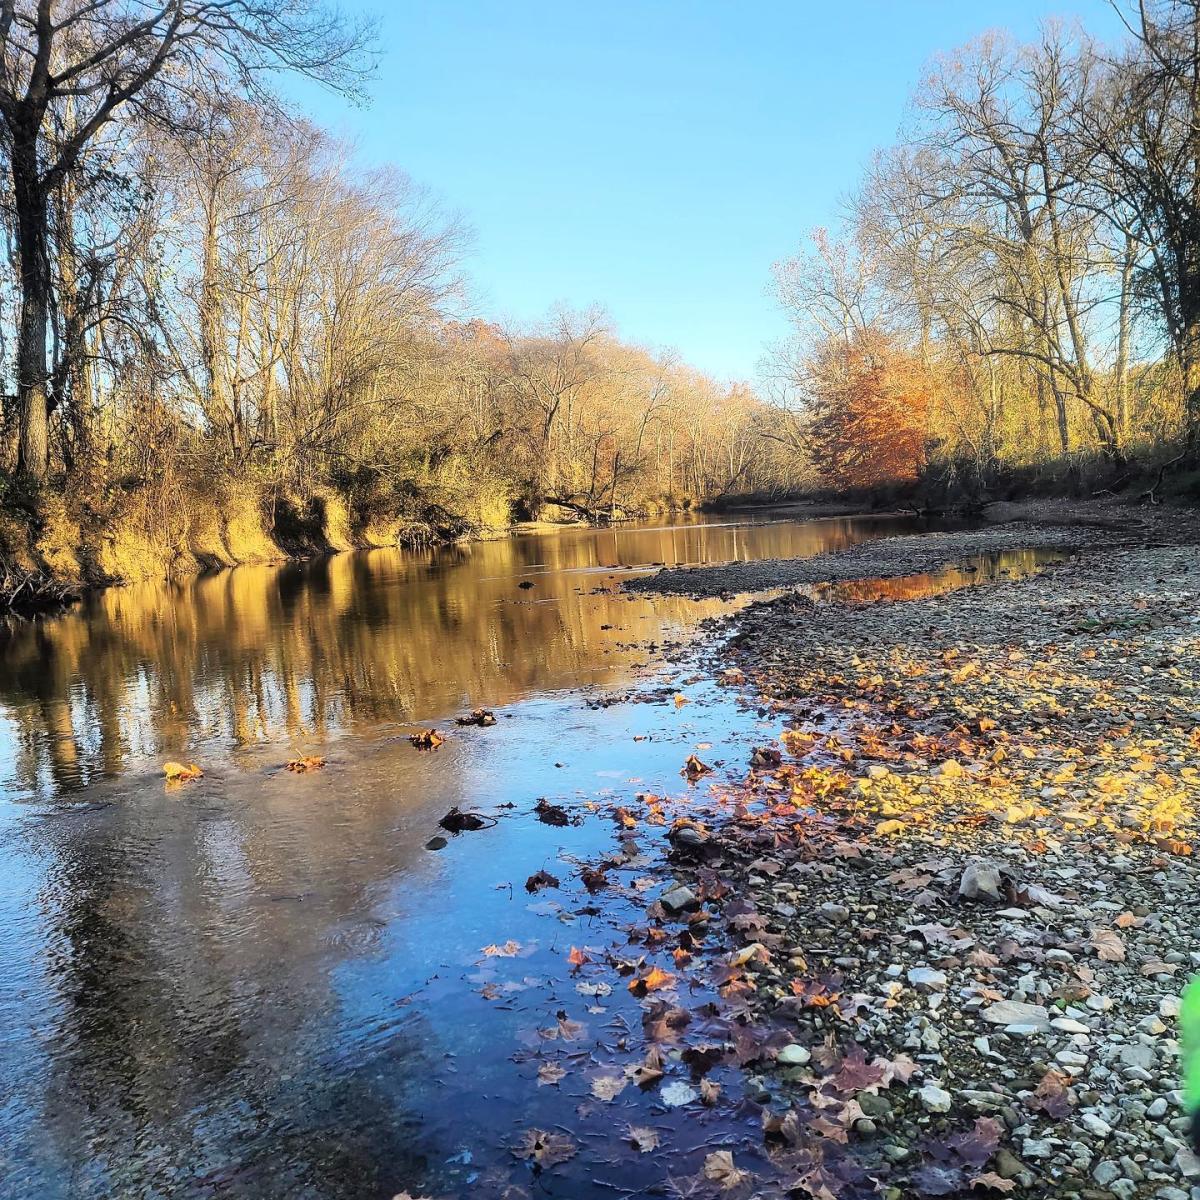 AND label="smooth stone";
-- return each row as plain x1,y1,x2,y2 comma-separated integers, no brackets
982,1000,1051,1030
